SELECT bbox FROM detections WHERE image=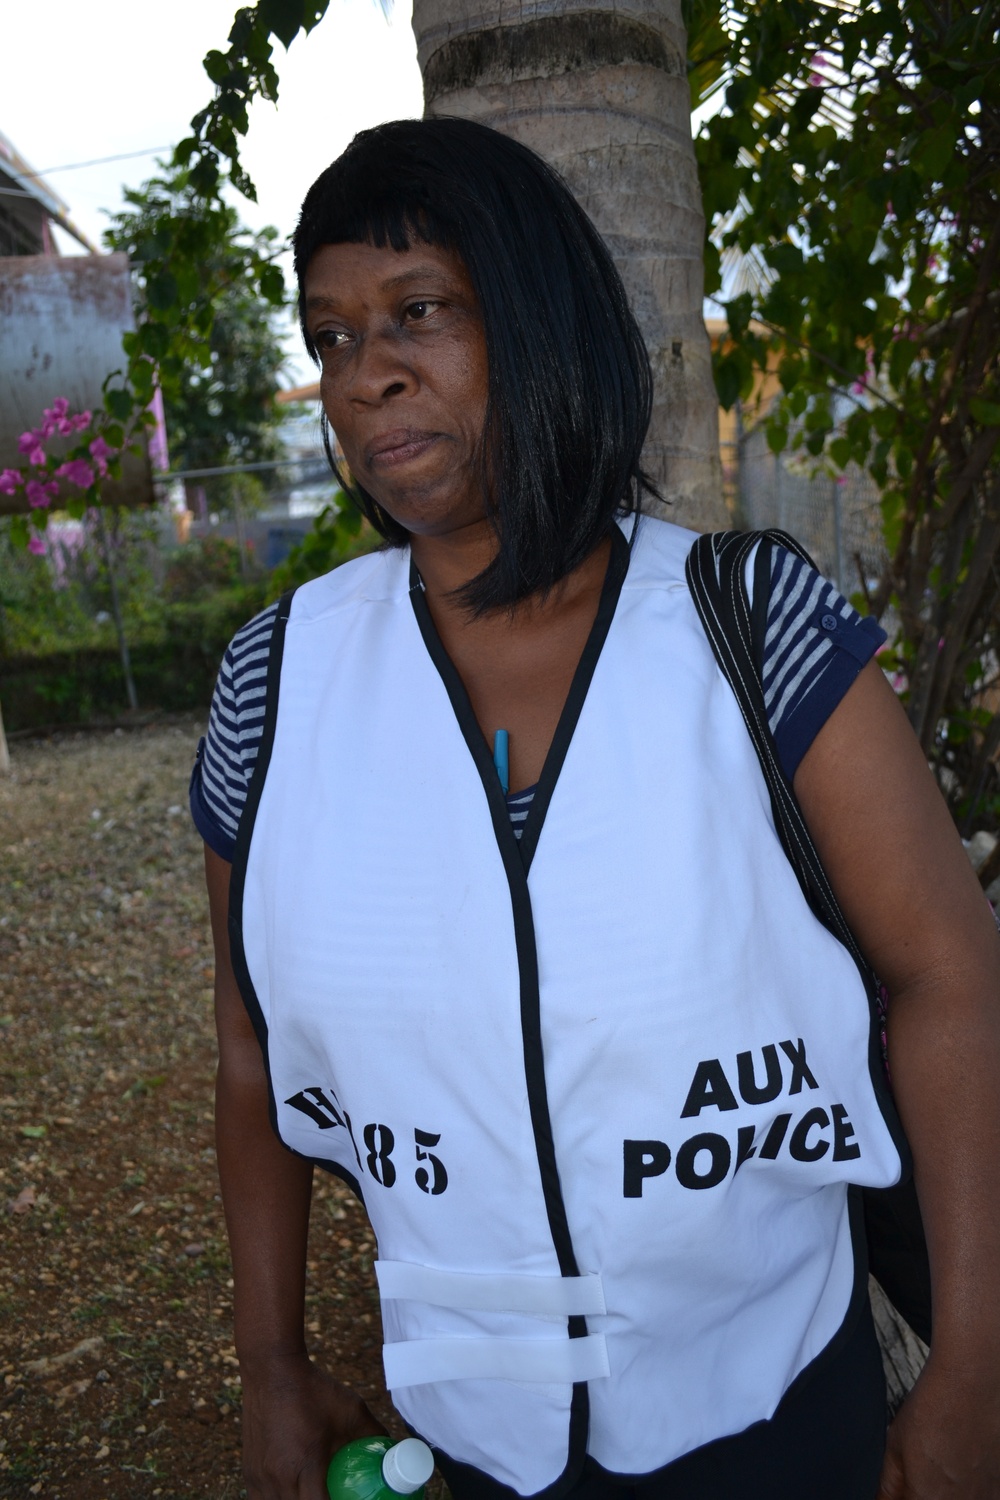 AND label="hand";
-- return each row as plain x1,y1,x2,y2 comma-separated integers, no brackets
878,1352,1000,1498
240,1349,386,1500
